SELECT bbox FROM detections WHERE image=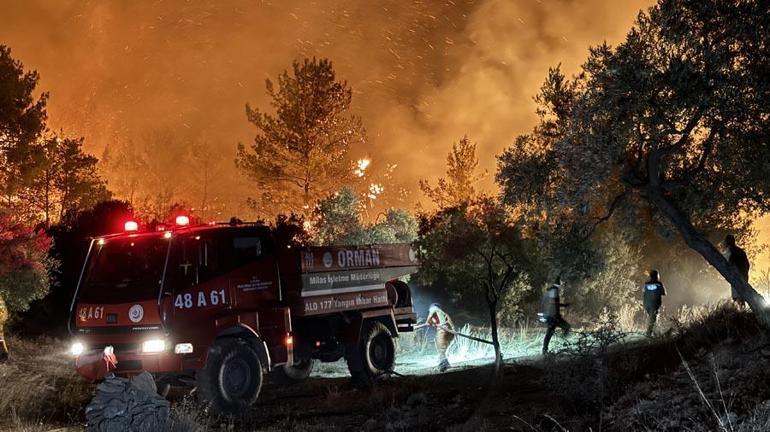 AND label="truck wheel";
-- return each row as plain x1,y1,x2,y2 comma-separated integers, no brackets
196,338,262,415
273,358,314,384
345,320,395,385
